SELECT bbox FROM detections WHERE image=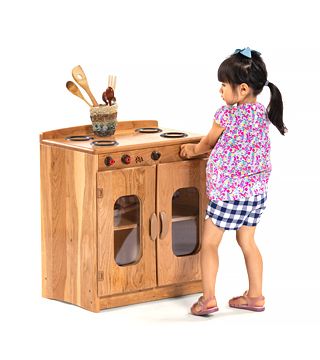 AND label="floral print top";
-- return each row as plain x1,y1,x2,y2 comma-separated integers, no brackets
206,102,272,201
